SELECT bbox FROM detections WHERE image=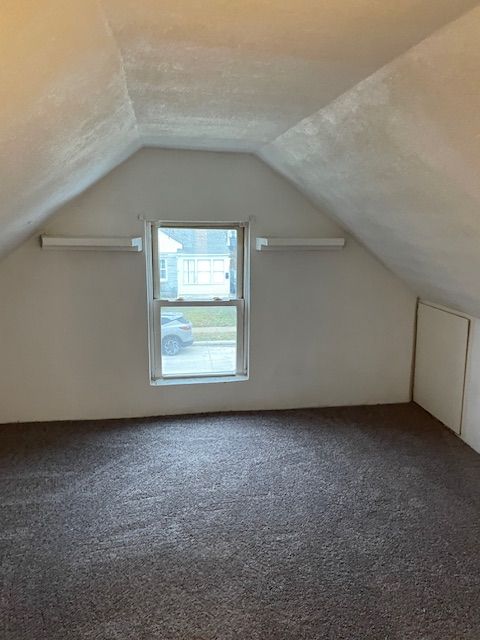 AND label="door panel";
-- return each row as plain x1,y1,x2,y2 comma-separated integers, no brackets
414,302,469,434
